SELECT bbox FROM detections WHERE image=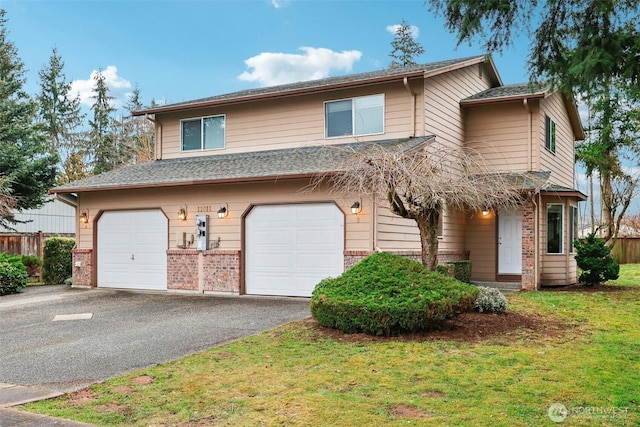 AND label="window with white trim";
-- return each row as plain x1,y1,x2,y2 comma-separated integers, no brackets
181,115,225,151
545,115,556,153
325,94,384,138
570,205,578,253
547,204,563,254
